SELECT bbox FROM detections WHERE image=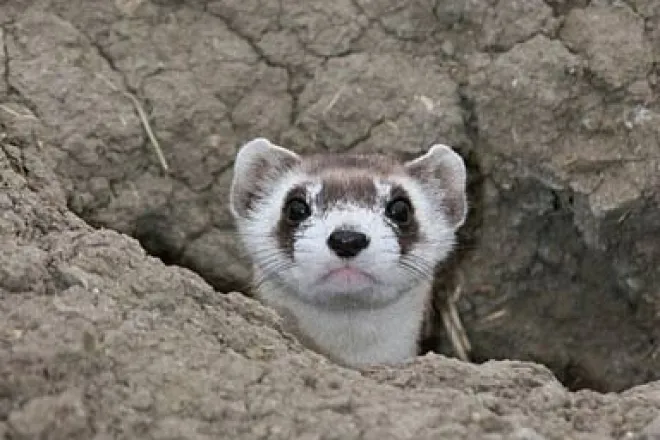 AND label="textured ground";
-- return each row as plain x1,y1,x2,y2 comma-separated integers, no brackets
1,0,660,438
2,134,660,440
